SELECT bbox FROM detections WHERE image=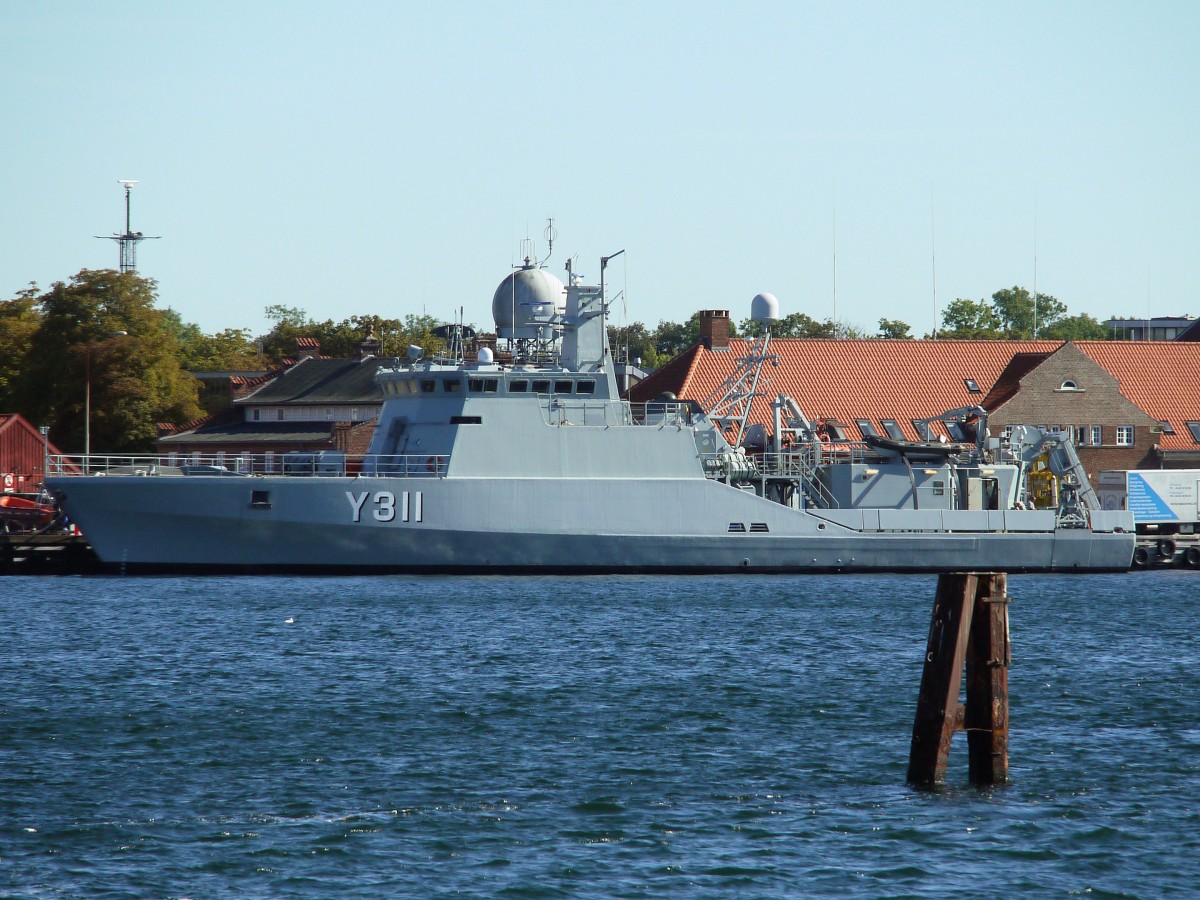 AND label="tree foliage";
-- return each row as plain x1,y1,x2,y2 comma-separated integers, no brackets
877,318,913,339
990,286,1067,338
1040,312,1110,340
255,310,448,363
938,298,1003,339
14,269,202,453
939,287,1084,340
0,285,41,412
